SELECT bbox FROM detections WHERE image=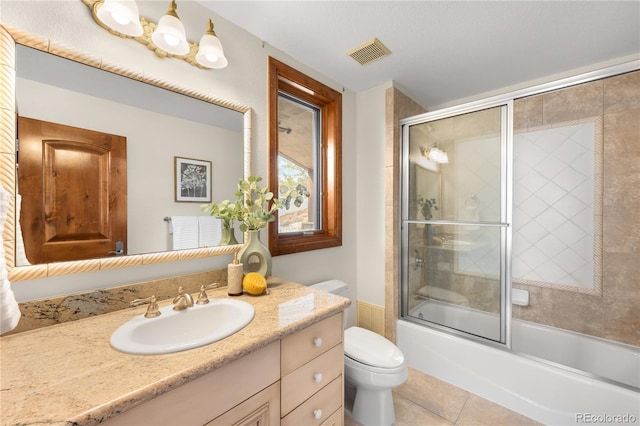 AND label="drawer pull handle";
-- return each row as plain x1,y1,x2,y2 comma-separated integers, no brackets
313,409,322,420
313,372,323,383
313,337,323,347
